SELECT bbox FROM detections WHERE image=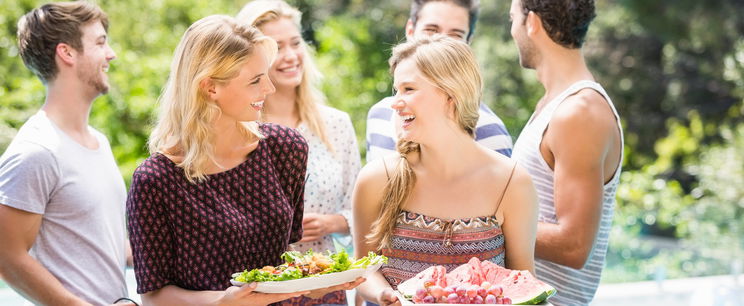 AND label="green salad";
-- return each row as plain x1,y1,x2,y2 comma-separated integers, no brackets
233,250,387,283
